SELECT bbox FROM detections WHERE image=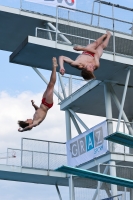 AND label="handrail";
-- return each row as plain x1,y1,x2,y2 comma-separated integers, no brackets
57,5,133,26
7,148,66,156
22,137,66,144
